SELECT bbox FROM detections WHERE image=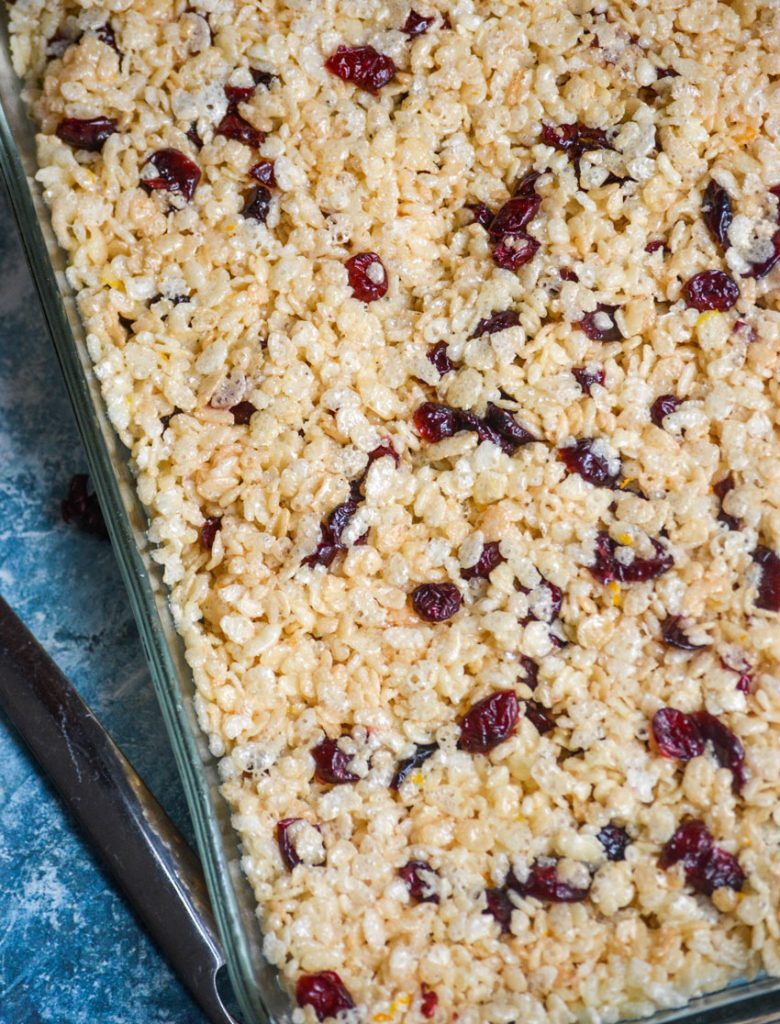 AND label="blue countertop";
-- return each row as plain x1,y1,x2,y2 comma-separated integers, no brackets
0,181,209,1023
